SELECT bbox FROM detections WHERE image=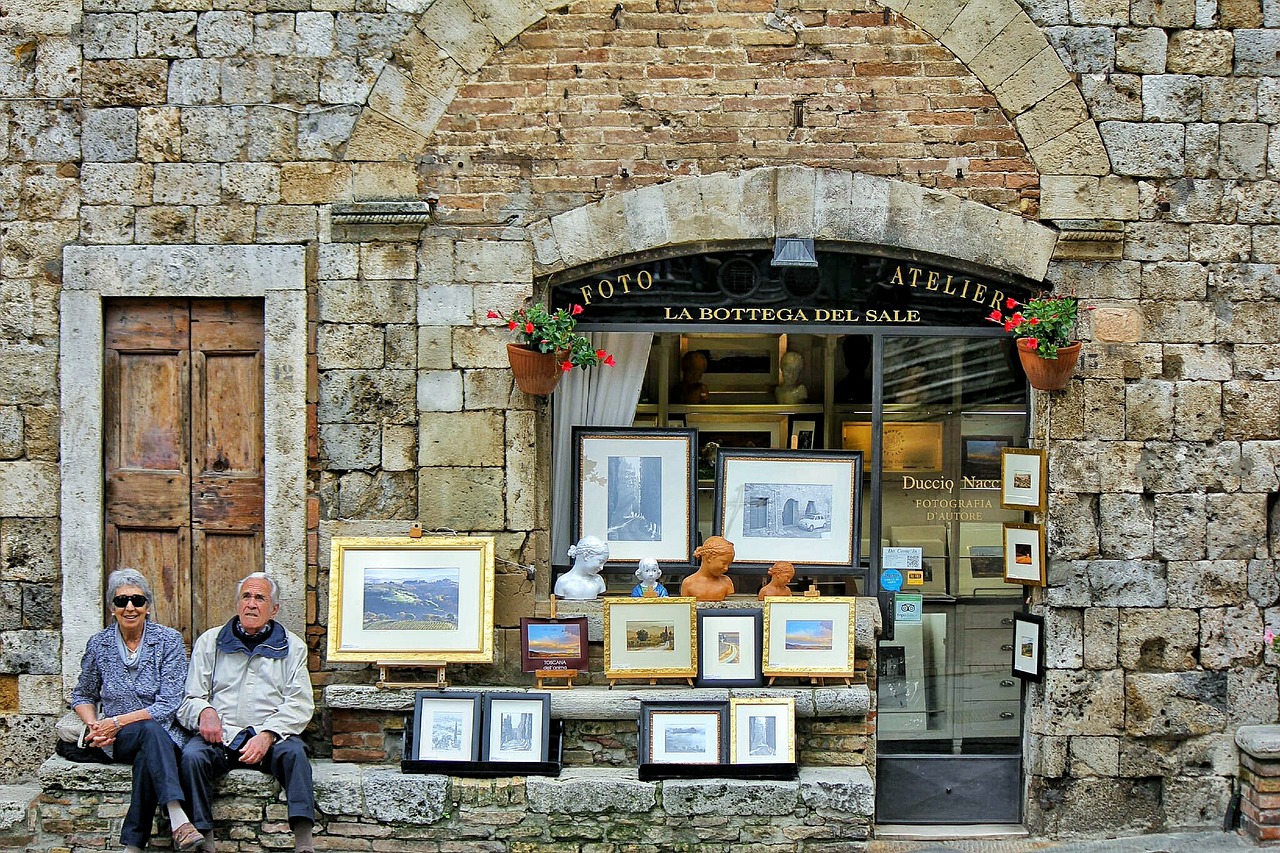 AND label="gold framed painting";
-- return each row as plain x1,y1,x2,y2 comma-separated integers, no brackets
729,697,796,764
327,535,495,663
762,596,858,677
602,597,698,682
1001,447,1047,512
